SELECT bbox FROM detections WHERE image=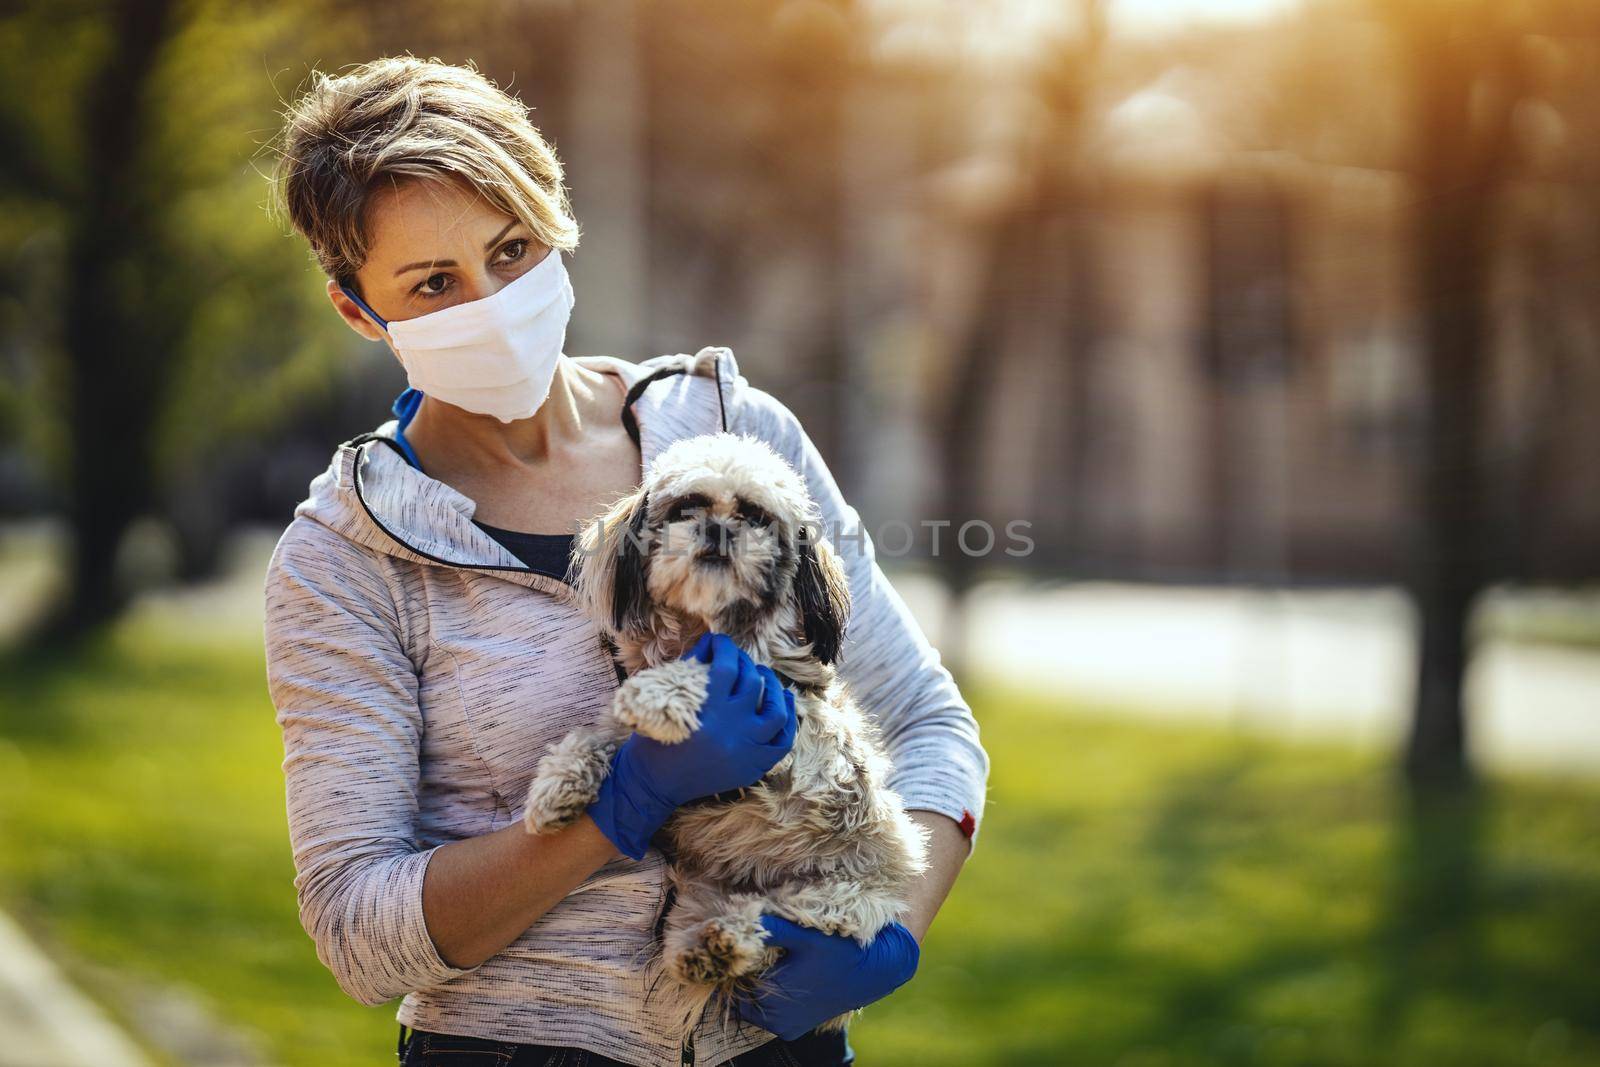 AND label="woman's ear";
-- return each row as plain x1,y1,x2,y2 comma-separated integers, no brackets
791,528,852,665
574,487,653,635
327,278,389,345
